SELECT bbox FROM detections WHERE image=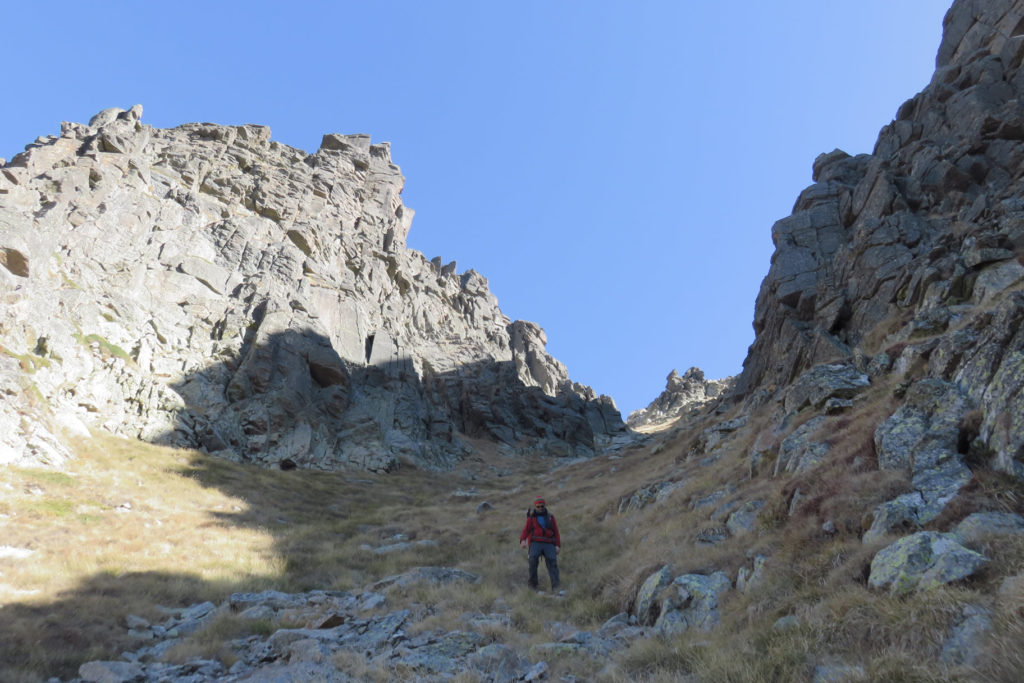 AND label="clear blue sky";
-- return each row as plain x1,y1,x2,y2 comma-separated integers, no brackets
2,1,951,416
